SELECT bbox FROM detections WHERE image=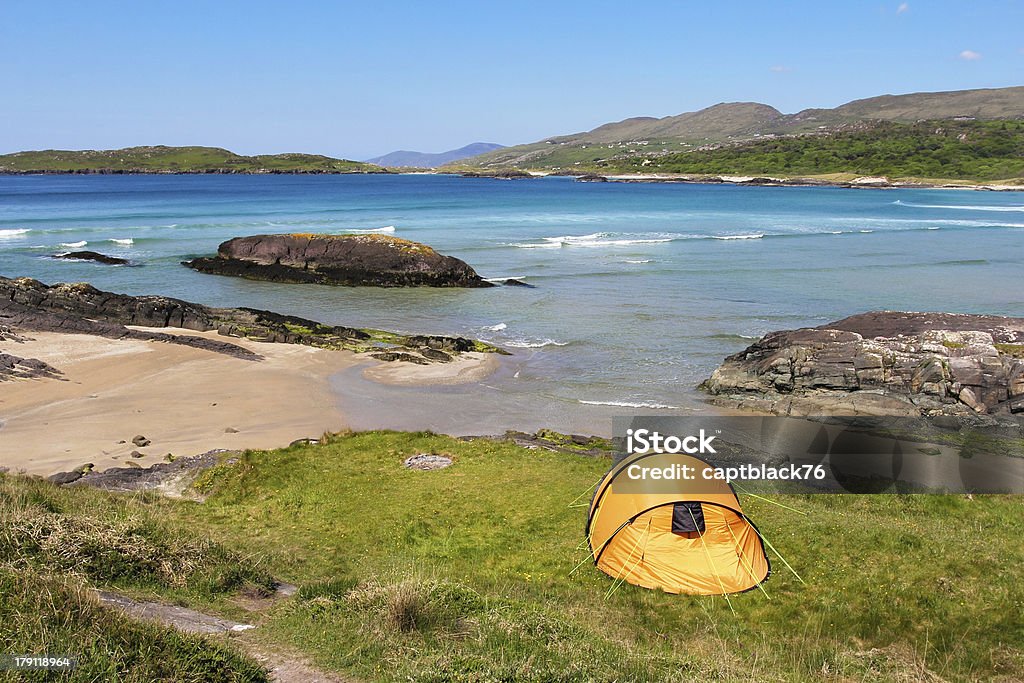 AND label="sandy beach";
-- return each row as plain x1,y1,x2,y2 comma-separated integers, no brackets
0,328,499,476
